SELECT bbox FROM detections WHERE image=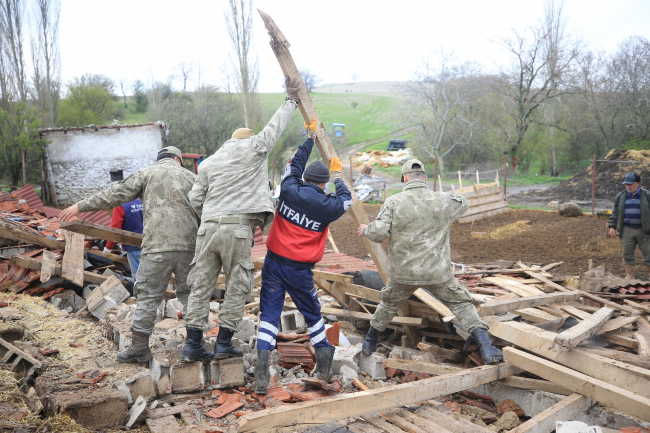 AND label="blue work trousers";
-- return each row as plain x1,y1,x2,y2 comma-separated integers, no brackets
128,249,142,278
257,255,330,351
